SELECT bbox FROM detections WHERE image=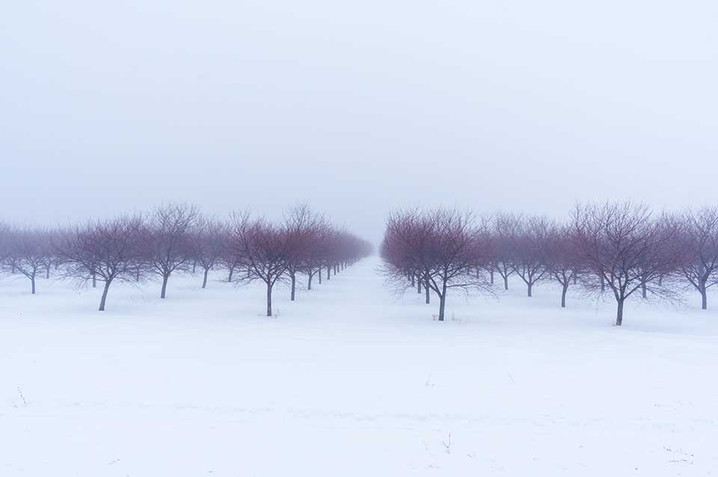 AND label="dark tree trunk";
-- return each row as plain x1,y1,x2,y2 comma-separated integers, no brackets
92,272,97,288
192,260,197,273
160,274,169,299
641,281,647,299
701,286,708,310
438,281,448,321
573,274,577,285
616,298,624,326
600,275,605,292
136,266,141,281
658,275,663,286
561,283,568,308
489,270,494,285
290,272,296,301
31,276,36,295
227,266,234,282
411,274,415,287
326,266,331,280
202,268,209,288
266,283,273,317
318,268,322,284
527,282,533,297
99,279,112,311
308,271,313,291
425,278,430,304
46,266,50,279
